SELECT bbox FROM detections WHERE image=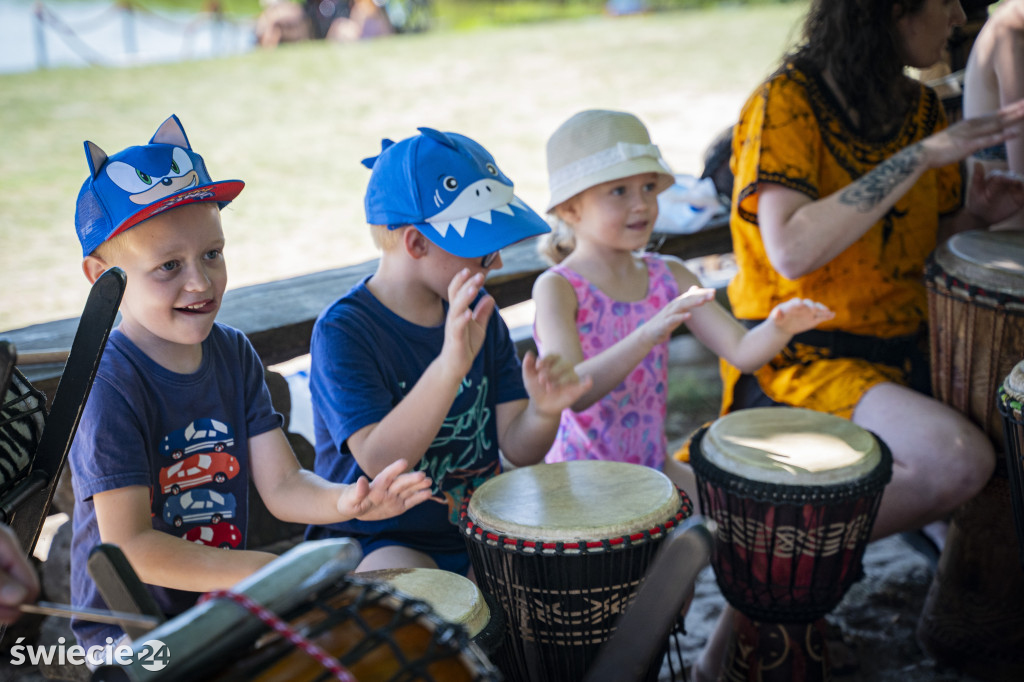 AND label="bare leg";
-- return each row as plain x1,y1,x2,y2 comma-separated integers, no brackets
663,457,702,515
693,604,735,682
354,545,438,572
852,382,995,540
